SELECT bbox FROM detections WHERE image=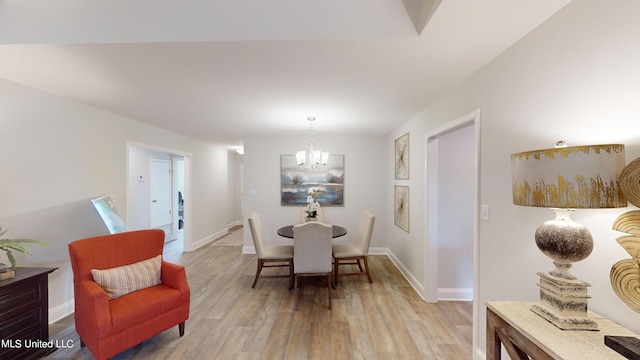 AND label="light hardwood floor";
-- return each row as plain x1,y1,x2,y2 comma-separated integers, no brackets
47,227,473,359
